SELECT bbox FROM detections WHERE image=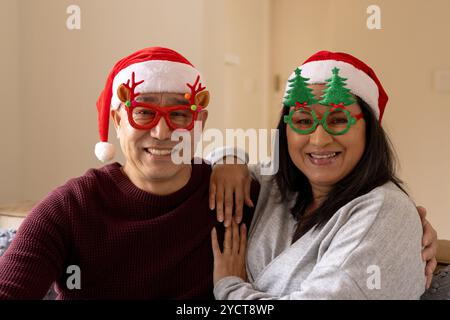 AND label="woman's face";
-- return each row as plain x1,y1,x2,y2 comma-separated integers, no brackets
286,84,366,191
